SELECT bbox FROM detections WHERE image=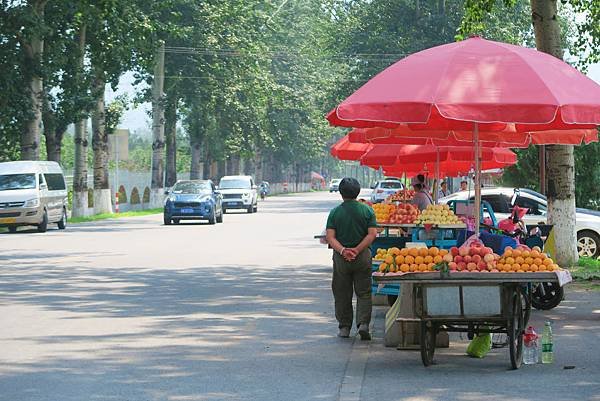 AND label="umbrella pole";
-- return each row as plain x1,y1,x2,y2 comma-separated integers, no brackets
435,147,440,203
474,123,481,237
